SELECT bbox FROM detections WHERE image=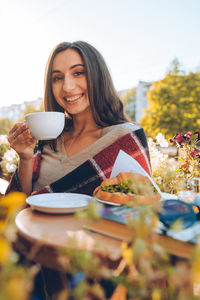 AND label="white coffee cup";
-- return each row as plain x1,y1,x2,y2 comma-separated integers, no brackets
25,112,65,140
